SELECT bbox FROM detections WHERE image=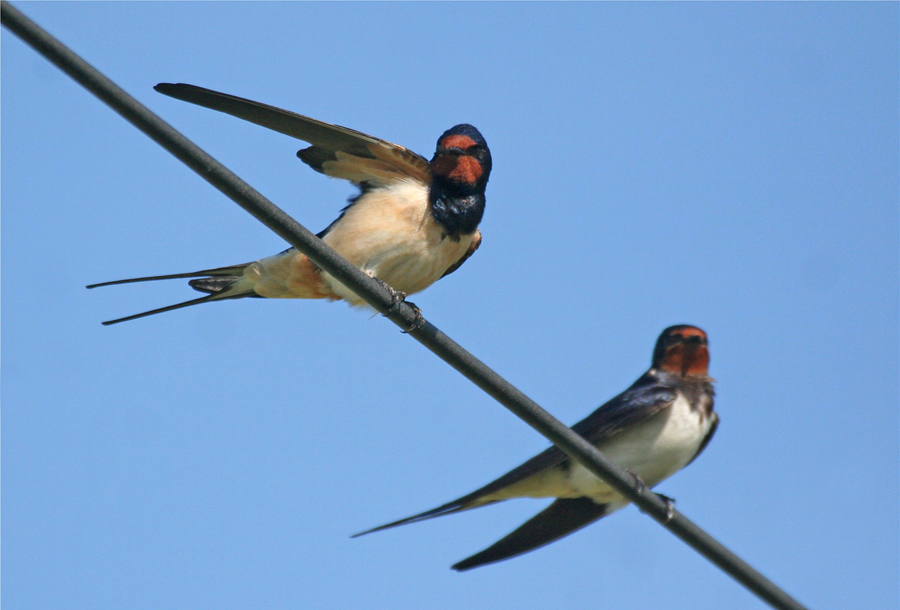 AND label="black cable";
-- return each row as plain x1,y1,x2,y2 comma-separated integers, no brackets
1,3,807,609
